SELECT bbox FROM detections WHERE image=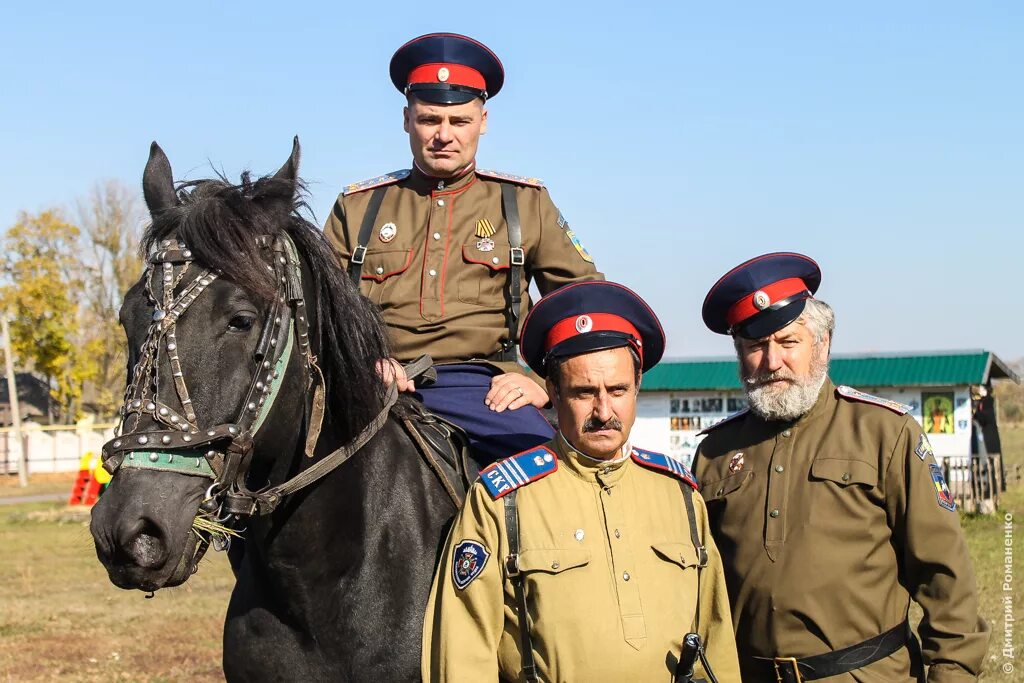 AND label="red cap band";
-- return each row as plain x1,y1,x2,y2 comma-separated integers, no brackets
545,312,643,363
726,277,809,328
407,63,486,90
